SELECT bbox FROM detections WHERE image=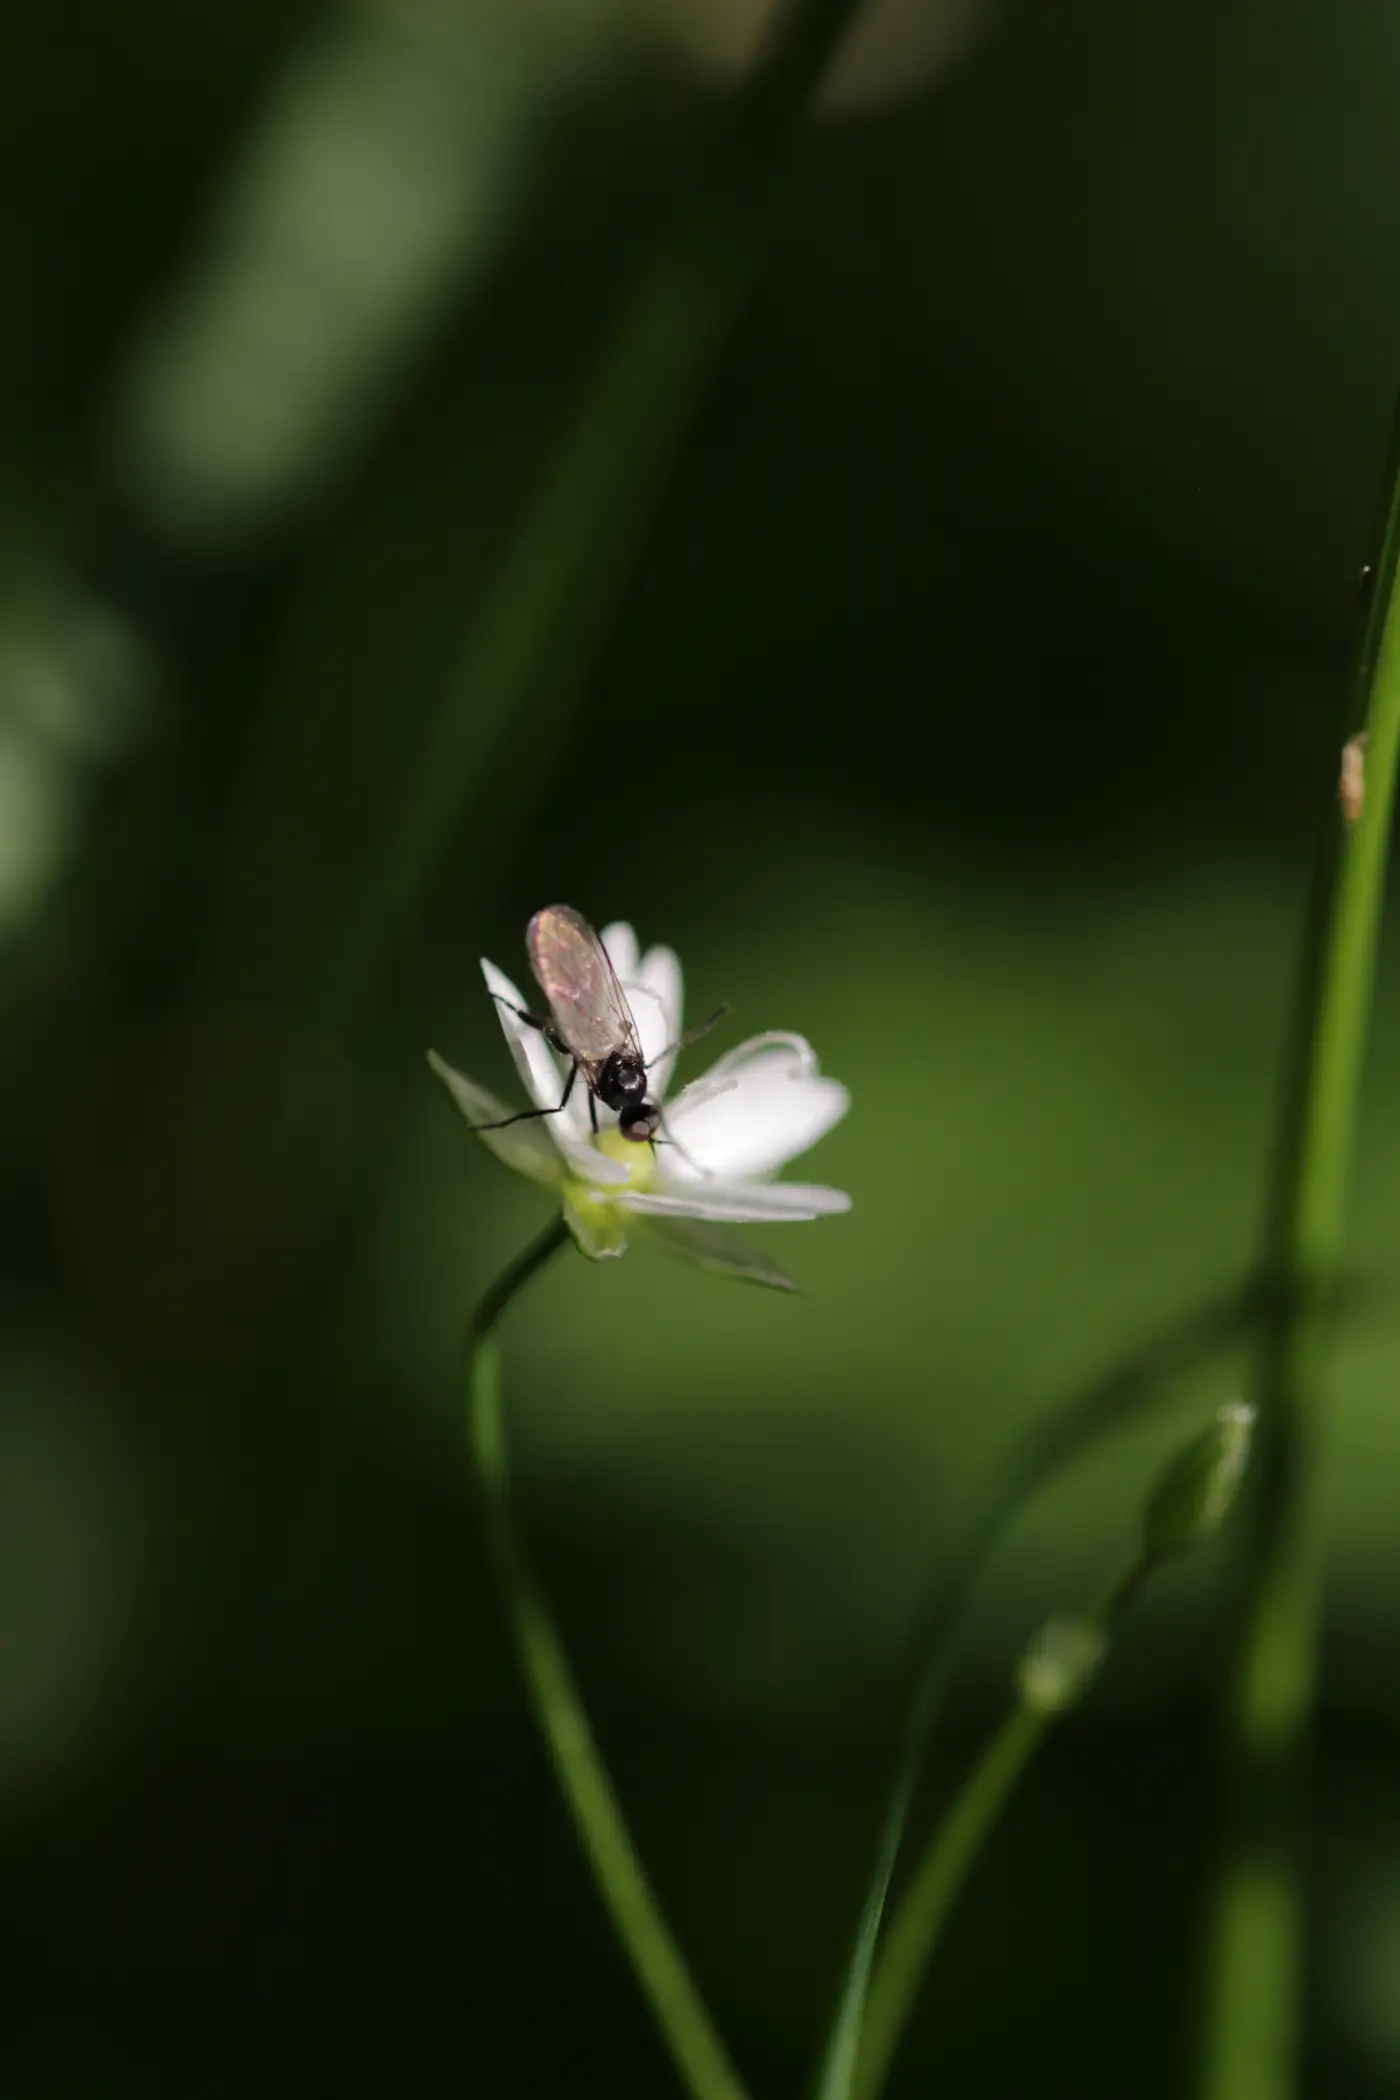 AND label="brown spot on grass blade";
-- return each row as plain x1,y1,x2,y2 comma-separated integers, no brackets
1340,731,1368,825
